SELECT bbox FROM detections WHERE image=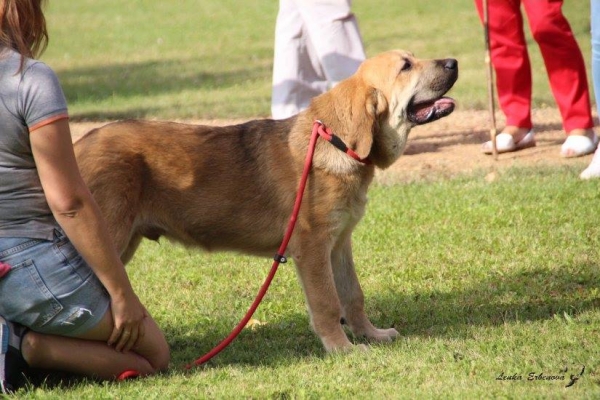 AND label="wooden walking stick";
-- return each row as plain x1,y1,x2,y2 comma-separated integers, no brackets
483,0,498,159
